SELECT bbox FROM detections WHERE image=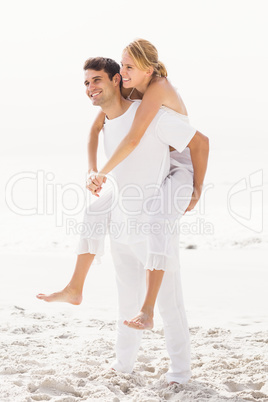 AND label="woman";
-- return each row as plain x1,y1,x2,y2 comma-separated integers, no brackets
37,39,209,331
